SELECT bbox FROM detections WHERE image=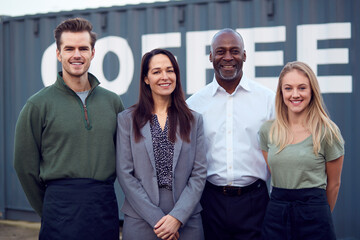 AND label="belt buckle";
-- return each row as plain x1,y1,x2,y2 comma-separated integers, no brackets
223,186,241,196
